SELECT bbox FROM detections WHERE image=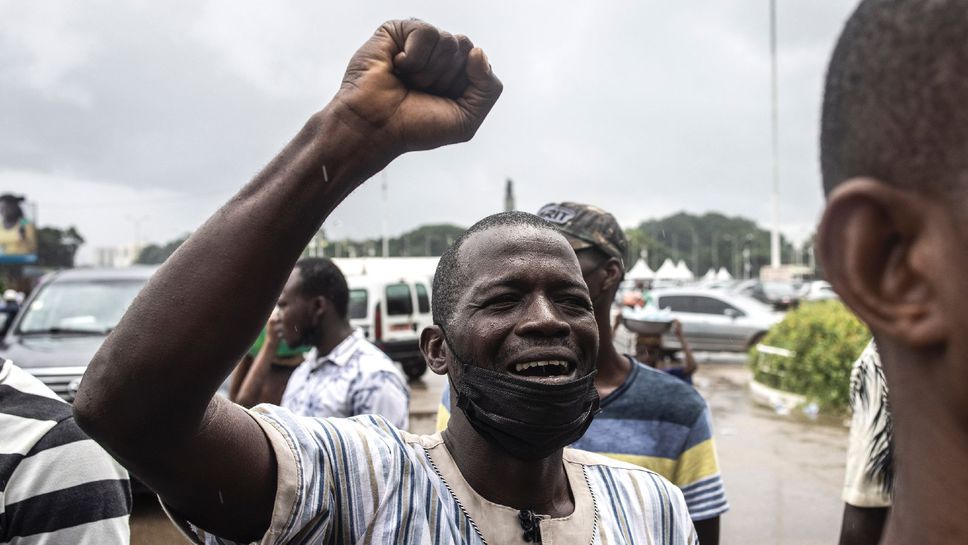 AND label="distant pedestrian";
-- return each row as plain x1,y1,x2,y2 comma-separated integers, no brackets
237,258,410,428
636,320,700,384
839,341,892,545
229,310,311,407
